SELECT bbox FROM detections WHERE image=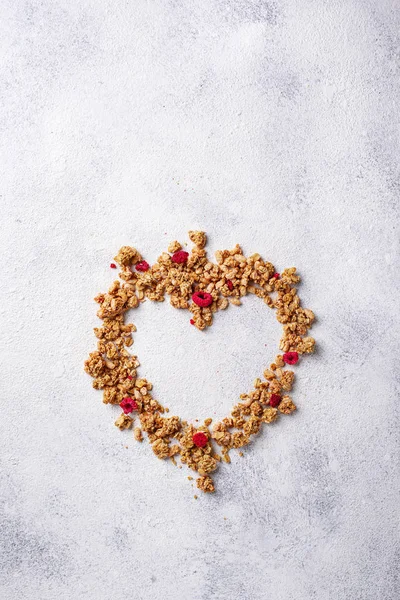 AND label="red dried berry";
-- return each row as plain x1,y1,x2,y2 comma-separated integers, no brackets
135,261,150,272
126,375,133,380
269,394,281,408
120,397,138,414
192,432,208,448
227,280,233,291
273,273,280,279
190,319,195,325
283,351,299,365
171,250,189,264
110,263,117,269
192,291,213,307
